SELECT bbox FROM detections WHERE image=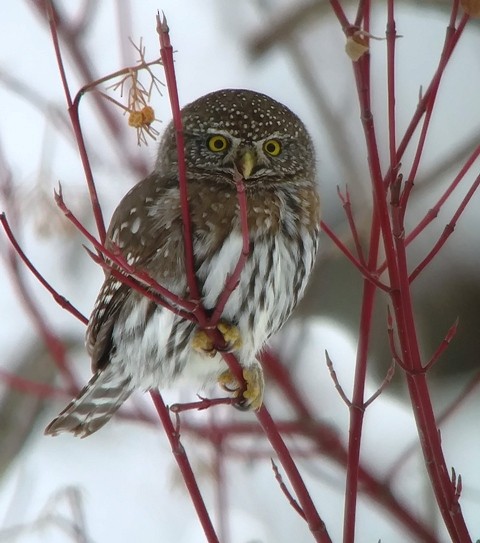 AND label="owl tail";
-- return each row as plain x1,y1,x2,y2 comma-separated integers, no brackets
44,366,133,438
